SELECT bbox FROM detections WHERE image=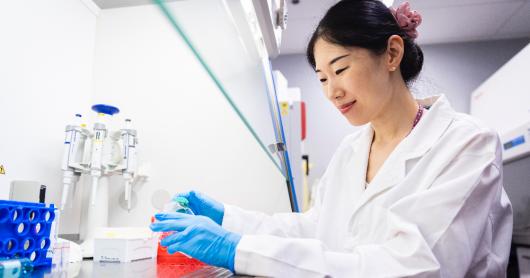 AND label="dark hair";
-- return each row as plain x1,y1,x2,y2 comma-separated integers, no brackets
306,0,423,85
